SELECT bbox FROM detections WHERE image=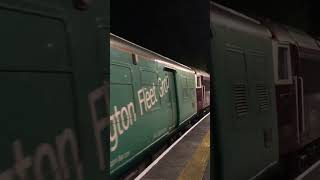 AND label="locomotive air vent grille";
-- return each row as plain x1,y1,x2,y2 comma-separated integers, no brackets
256,84,269,111
233,84,248,117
